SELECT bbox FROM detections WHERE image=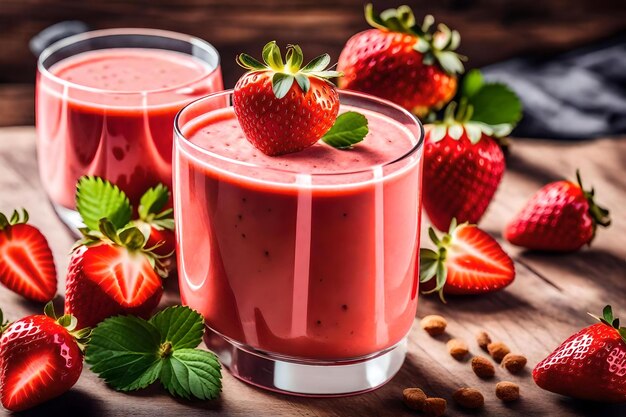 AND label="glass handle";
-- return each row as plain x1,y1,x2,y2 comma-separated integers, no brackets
30,21,90,57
